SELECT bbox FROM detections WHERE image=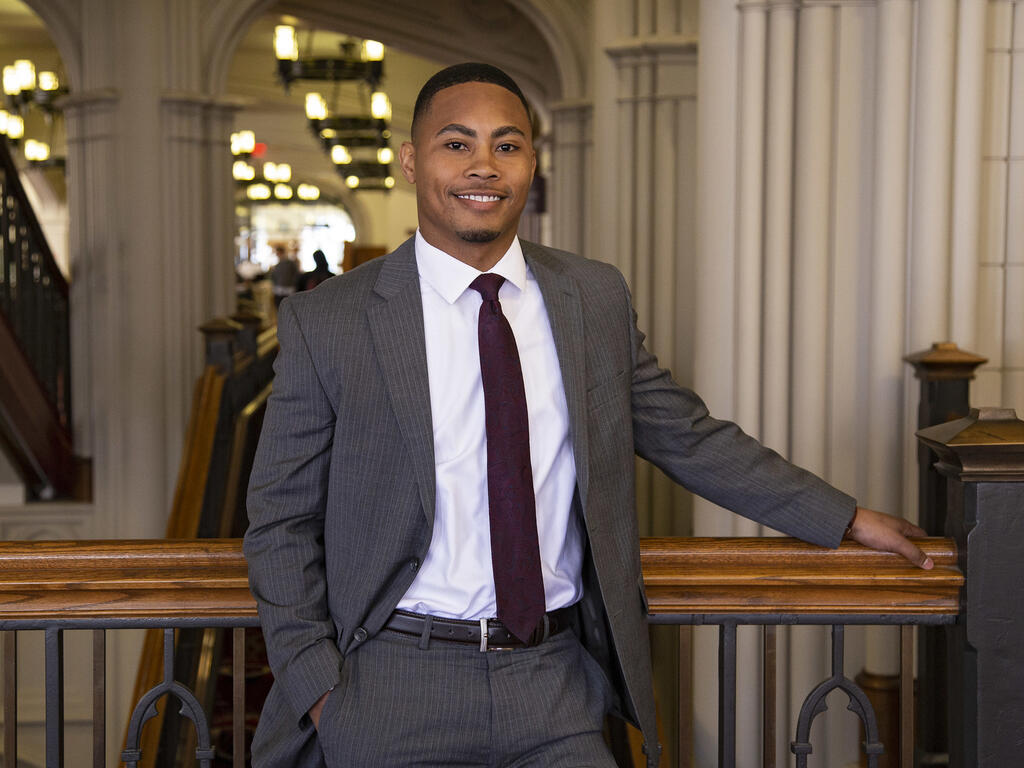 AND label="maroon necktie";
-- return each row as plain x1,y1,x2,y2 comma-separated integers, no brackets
470,273,546,643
